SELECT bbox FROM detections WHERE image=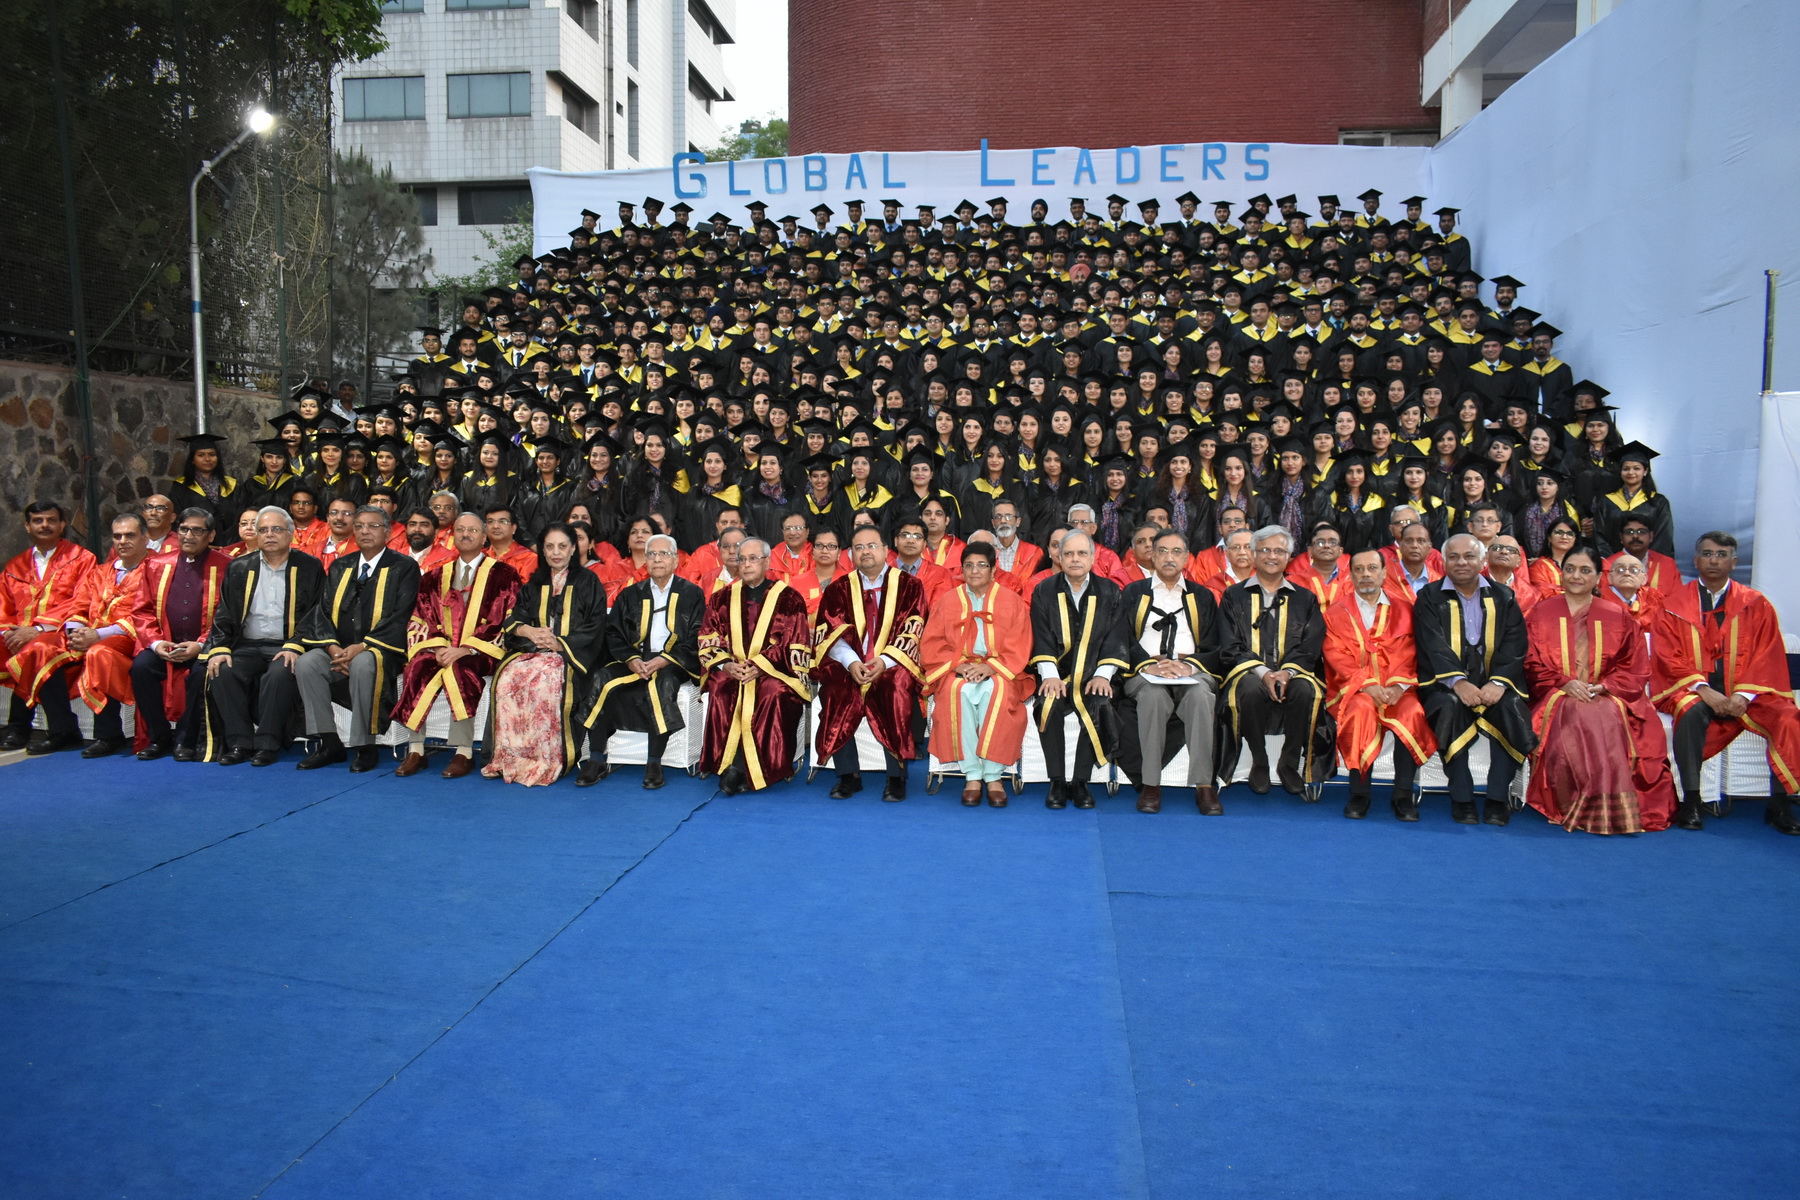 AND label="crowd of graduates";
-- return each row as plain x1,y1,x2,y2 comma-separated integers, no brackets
2,185,1797,838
